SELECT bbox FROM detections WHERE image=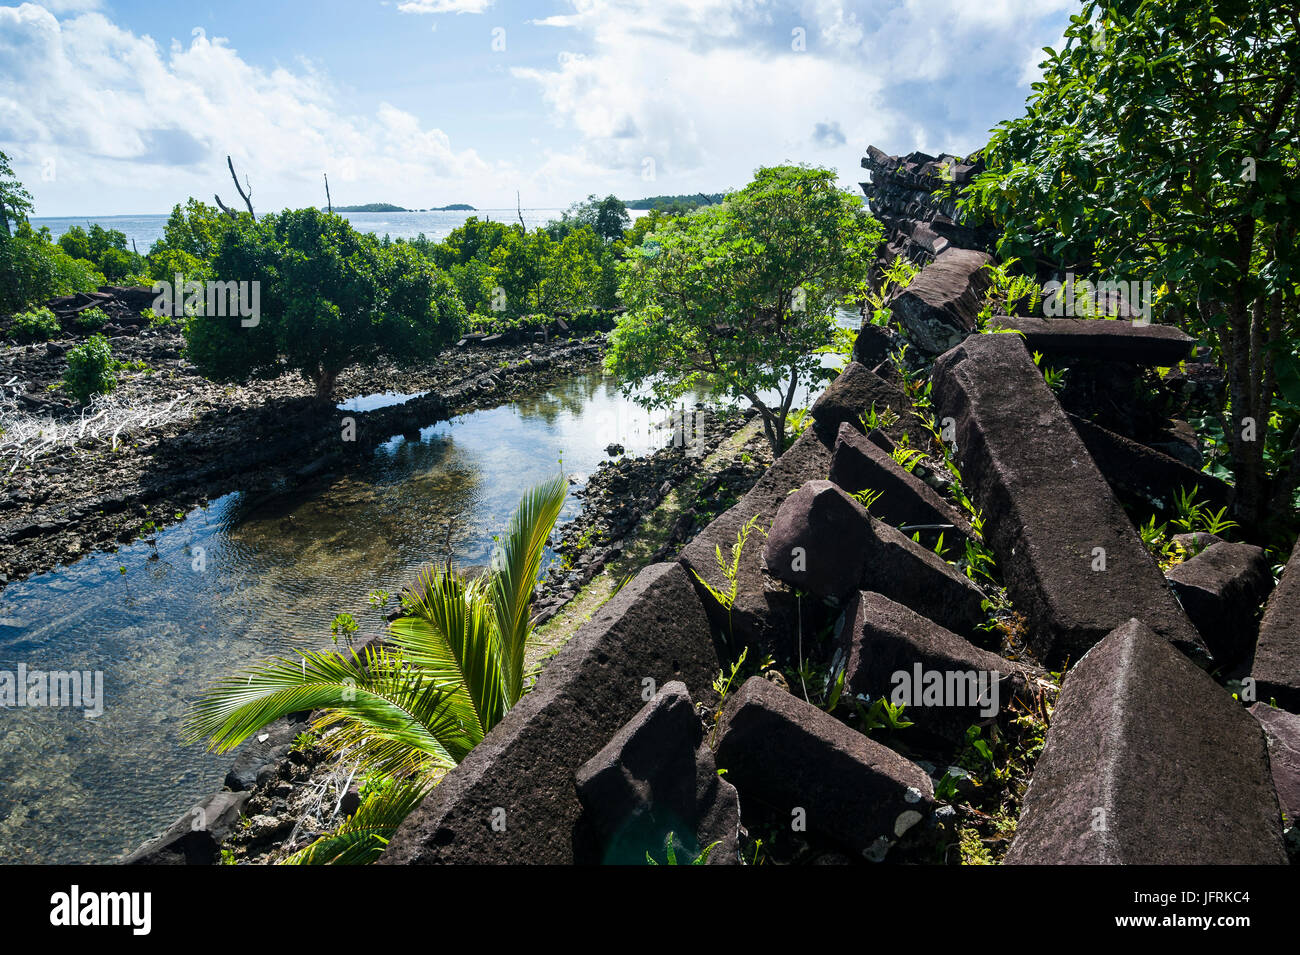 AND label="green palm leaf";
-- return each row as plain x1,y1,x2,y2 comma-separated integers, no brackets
490,473,568,704
281,779,431,866
390,564,503,740
183,645,469,770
